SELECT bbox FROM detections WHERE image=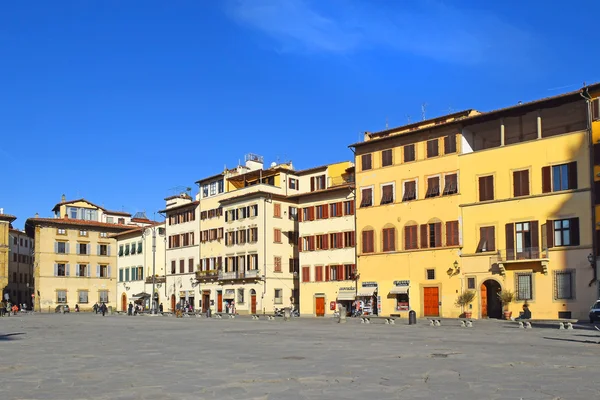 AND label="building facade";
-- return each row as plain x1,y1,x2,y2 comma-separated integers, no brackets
25,197,148,312
295,163,356,317
352,86,600,320
7,228,34,307
0,212,17,301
